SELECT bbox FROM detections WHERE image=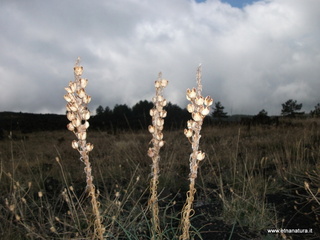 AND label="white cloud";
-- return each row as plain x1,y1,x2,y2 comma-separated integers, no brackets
0,0,319,115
